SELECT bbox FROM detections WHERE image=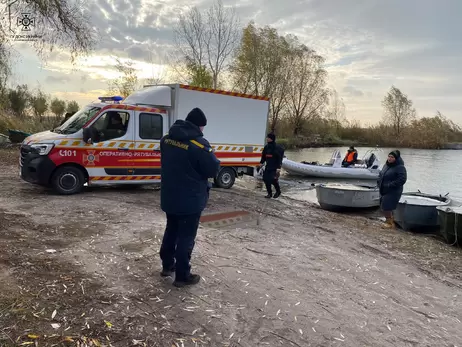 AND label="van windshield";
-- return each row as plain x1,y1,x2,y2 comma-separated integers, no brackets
53,106,101,134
